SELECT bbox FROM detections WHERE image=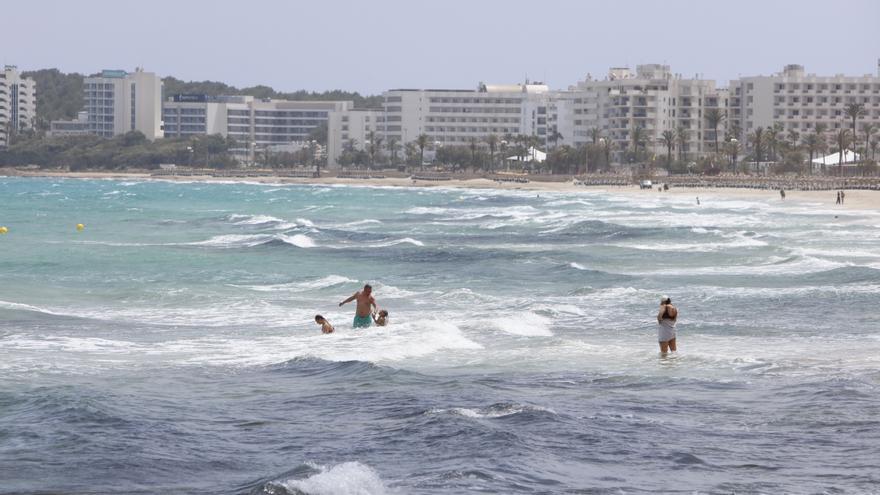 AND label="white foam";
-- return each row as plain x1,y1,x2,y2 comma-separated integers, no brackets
370,237,424,247
489,312,553,337
431,404,556,419
280,233,316,248
569,262,588,270
281,462,387,495
234,275,357,293
187,234,274,248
